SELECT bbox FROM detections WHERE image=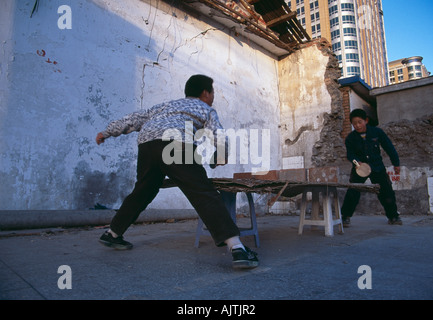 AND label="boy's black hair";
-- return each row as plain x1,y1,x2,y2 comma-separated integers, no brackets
184,75,214,98
350,109,368,122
